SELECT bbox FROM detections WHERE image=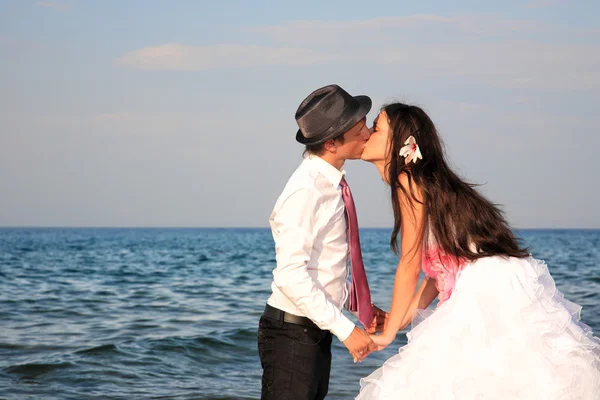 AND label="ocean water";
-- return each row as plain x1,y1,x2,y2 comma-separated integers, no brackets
0,228,599,399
